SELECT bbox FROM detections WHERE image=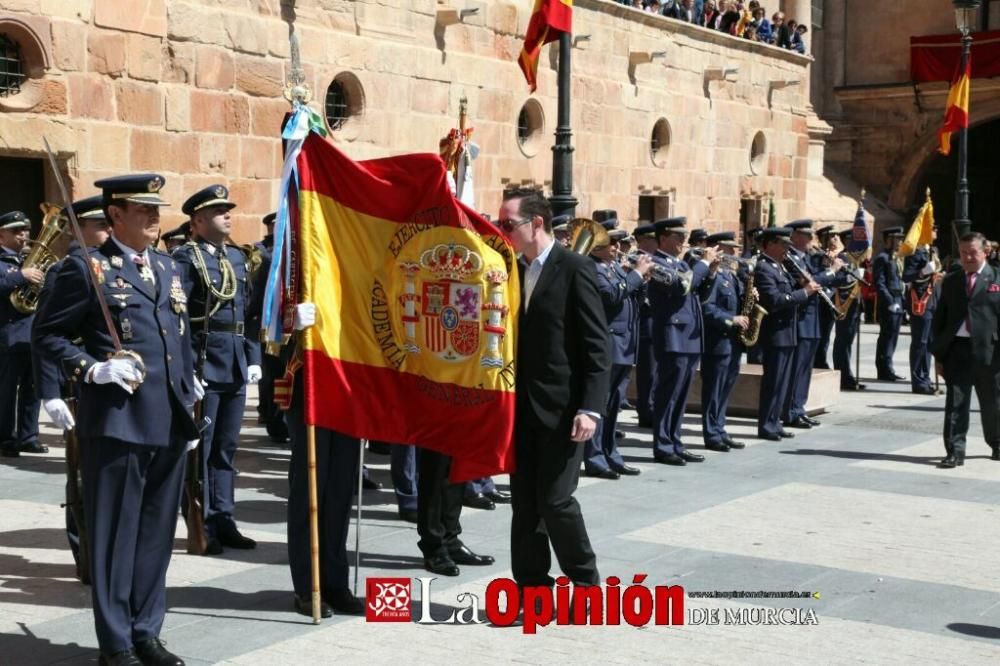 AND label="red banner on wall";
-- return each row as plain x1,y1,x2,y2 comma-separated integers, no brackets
911,30,1000,83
